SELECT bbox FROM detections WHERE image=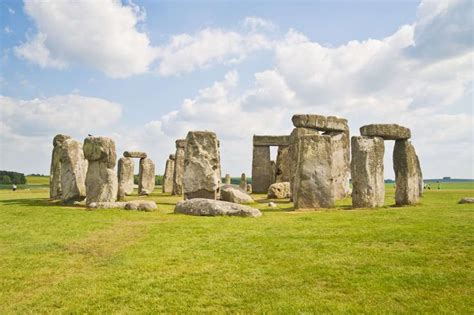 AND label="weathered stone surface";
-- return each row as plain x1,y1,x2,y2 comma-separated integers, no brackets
60,139,87,203
268,182,291,199
50,134,70,199
393,140,420,205
324,131,351,199
172,139,186,195
294,134,335,209
83,136,117,168
271,160,276,184
253,135,290,146
268,202,277,208
459,197,474,204
183,131,221,199
138,158,155,195
169,154,175,160
351,136,385,208
252,146,273,193
224,174,231,184
87,201,127,209
117,157,134,199
83,136,117,205
275,146,290,182
220,184,254,204
87,200,157,211
125,200,157,211
360,124,411,140
292,114,348,131
162,157,175,193
123,151,147,159
415,154,423,197
174,198,261,217
239,173,247,191
289,127,319,199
